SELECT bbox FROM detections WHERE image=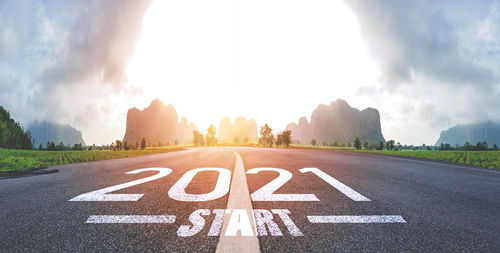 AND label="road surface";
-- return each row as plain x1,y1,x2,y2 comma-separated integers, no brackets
1,147,500,252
